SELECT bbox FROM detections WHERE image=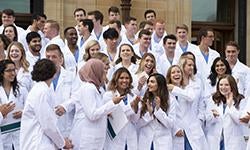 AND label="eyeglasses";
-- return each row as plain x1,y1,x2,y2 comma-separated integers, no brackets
4,69,16,73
